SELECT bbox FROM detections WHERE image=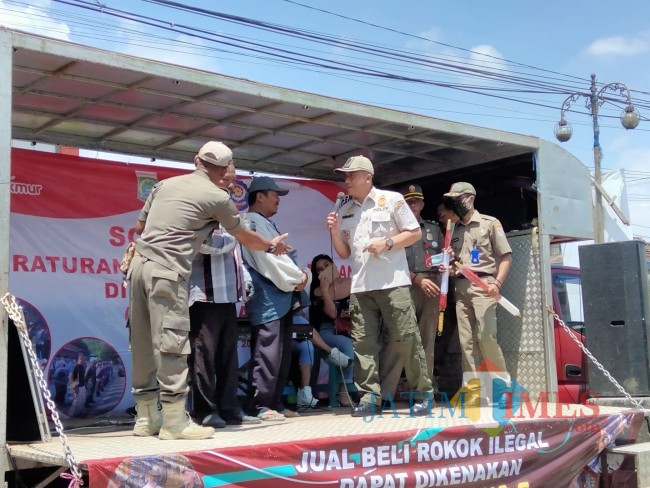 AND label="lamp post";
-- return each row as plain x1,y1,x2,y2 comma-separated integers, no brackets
554,74,640,243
